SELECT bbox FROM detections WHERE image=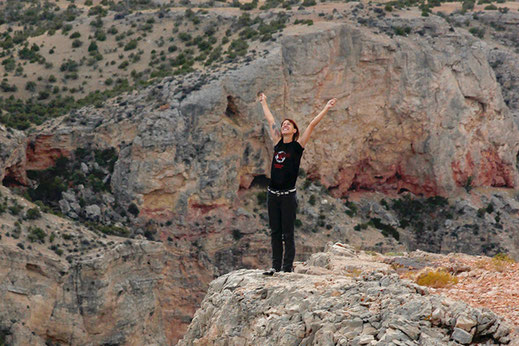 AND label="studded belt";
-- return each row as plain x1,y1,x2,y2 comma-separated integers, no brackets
267,187,296,196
